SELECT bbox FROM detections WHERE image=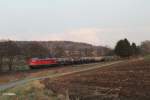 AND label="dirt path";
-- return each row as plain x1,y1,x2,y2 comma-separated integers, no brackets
0,61,125,91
